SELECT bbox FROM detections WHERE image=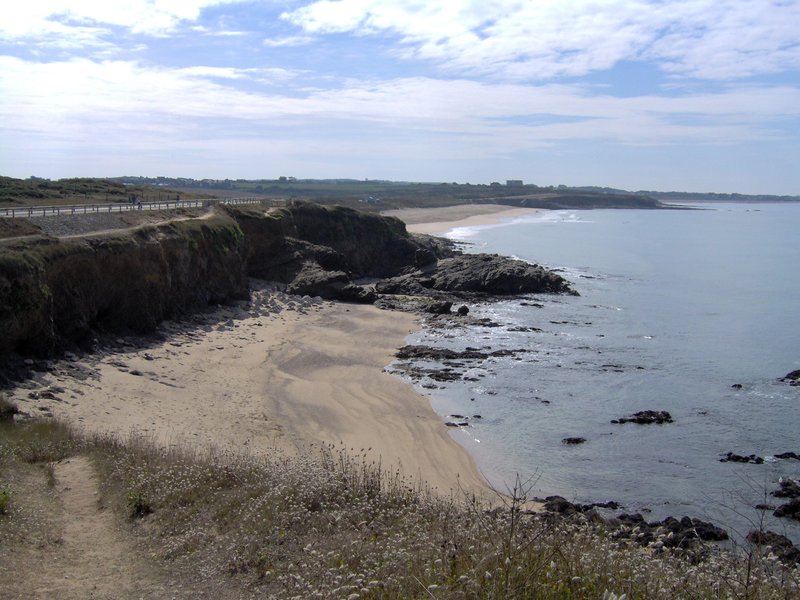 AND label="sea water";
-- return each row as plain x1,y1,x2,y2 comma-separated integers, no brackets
406,202,800,543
